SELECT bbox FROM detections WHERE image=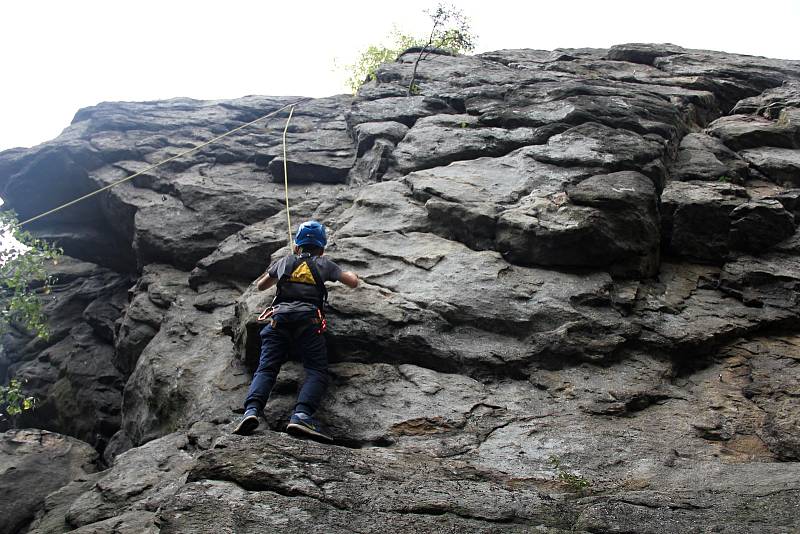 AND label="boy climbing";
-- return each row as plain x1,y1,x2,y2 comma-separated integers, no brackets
233,220,359,441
